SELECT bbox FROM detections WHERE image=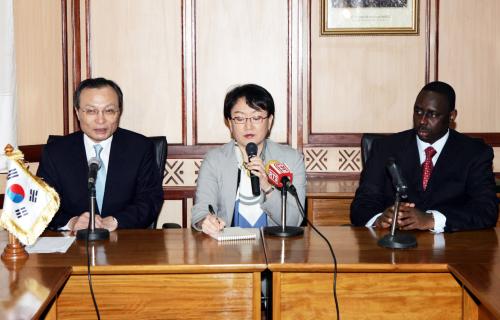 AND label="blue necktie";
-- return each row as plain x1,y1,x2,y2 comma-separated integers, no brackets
93,144,106,213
